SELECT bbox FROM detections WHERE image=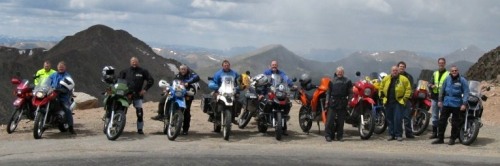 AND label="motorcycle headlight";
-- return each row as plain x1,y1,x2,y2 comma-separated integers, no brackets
35,91,45,98
17,90,22,95
116,90,125,96
468,96,479,106
363,88,372,96
175,90,183,97
276,91,284,98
